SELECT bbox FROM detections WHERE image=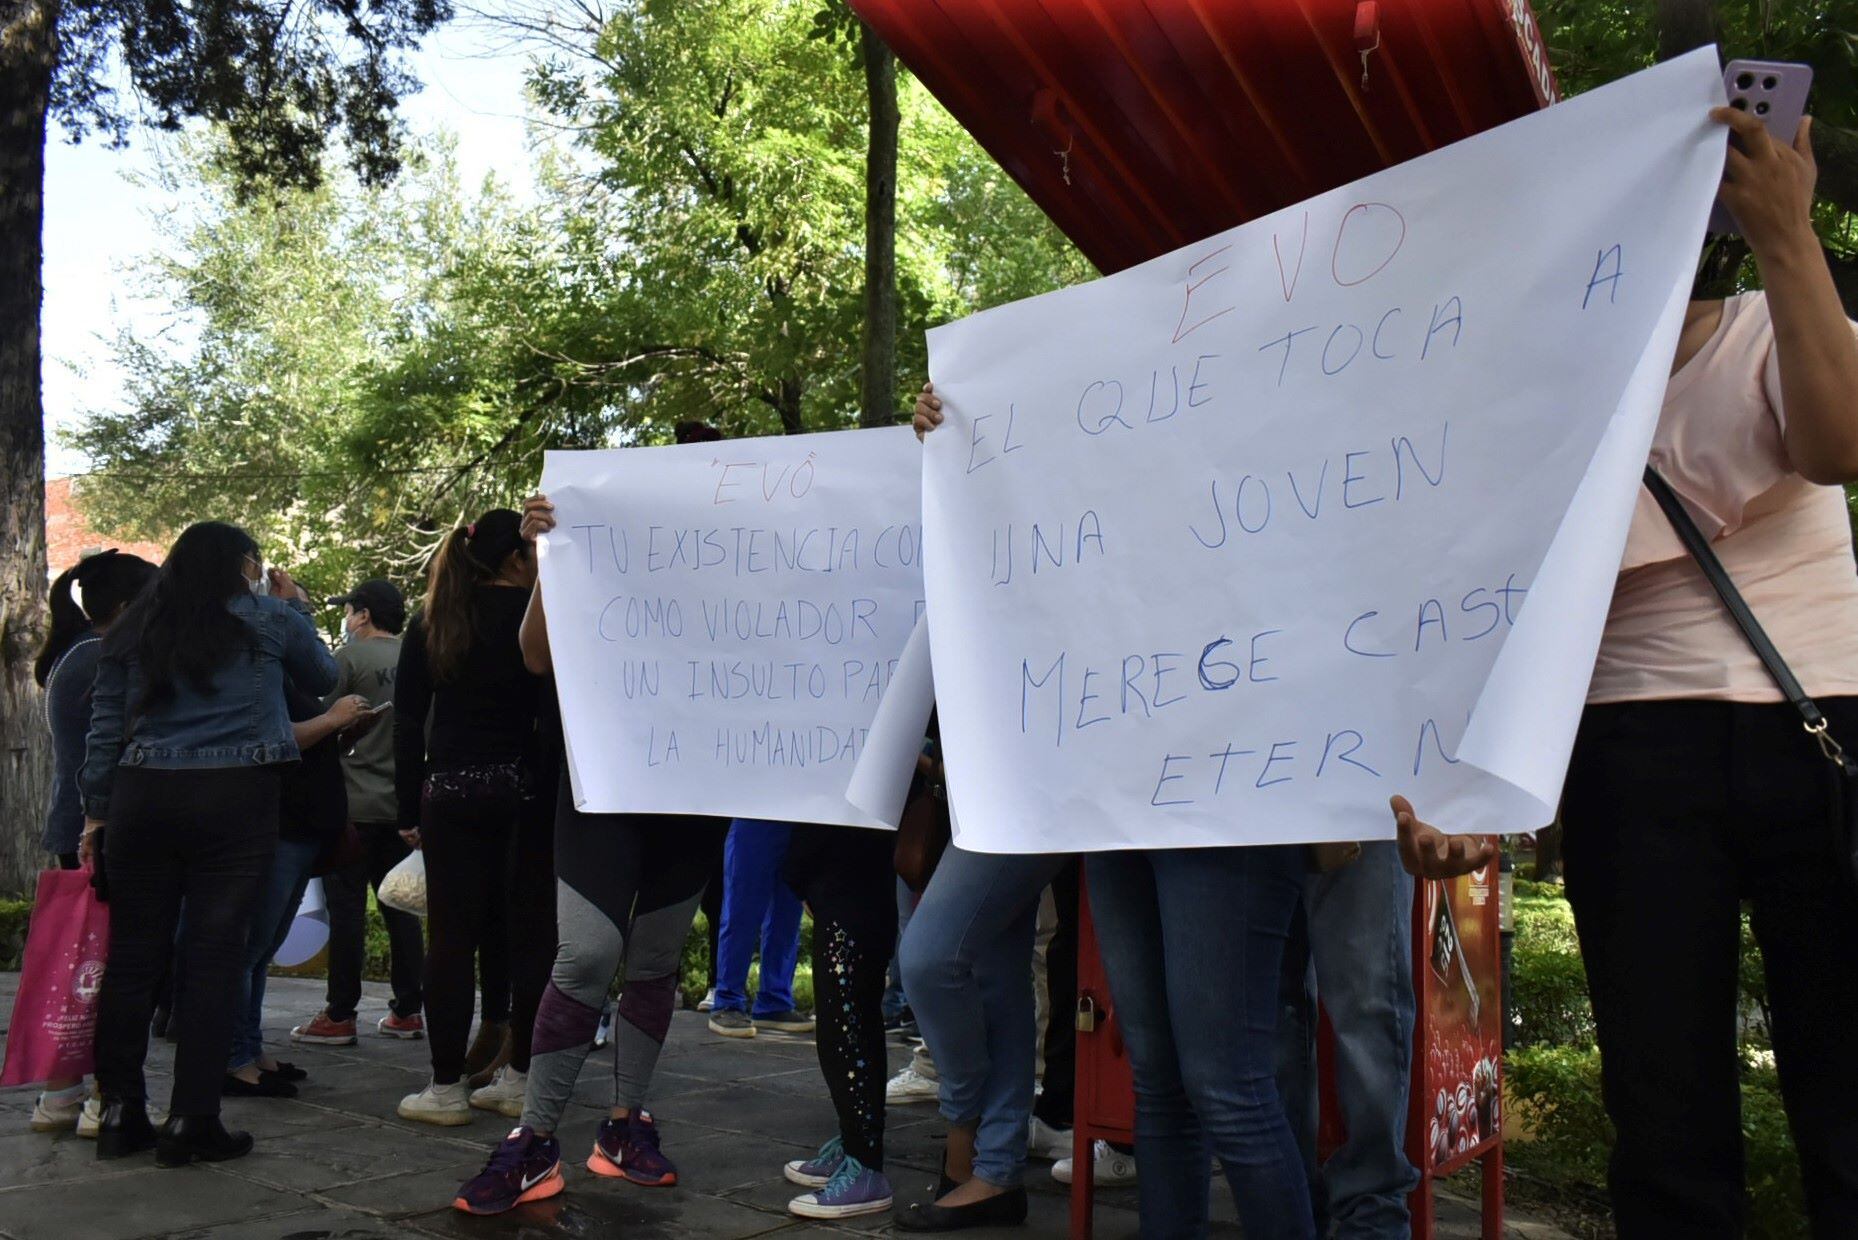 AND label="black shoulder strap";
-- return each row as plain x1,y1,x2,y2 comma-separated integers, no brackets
1641,466,1828,733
